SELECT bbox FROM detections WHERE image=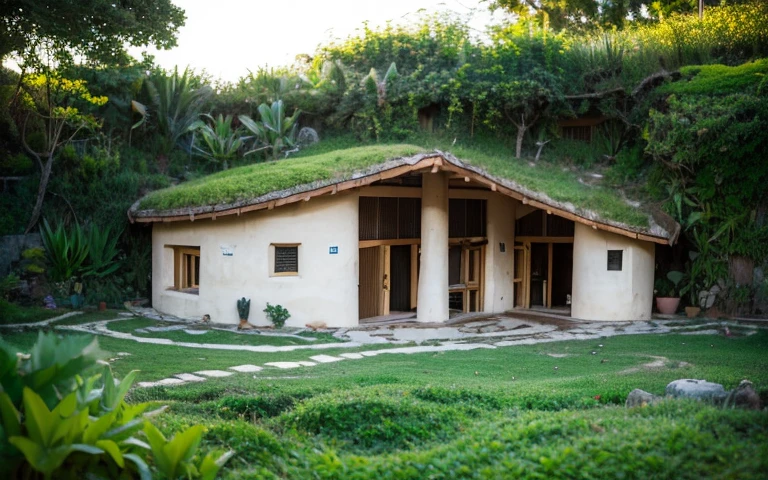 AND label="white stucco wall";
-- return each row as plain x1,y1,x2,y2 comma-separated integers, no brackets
571,222,655,321
152,193,360,327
